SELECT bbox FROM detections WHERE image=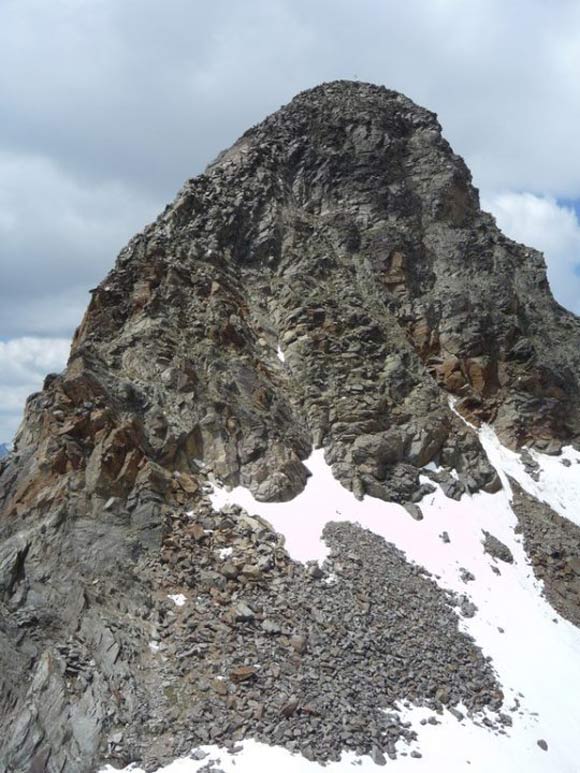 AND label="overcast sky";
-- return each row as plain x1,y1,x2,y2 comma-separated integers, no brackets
1,0,580,440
